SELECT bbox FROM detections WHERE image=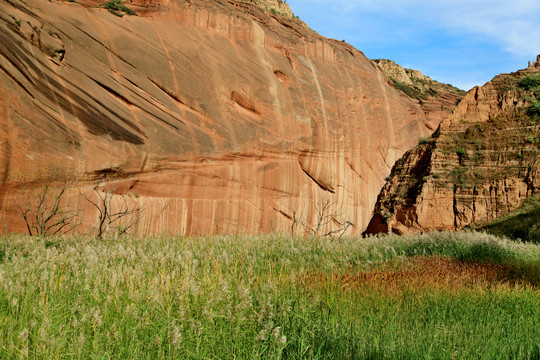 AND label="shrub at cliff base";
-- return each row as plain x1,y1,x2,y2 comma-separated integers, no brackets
476,195,540,243
0,232,539,359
